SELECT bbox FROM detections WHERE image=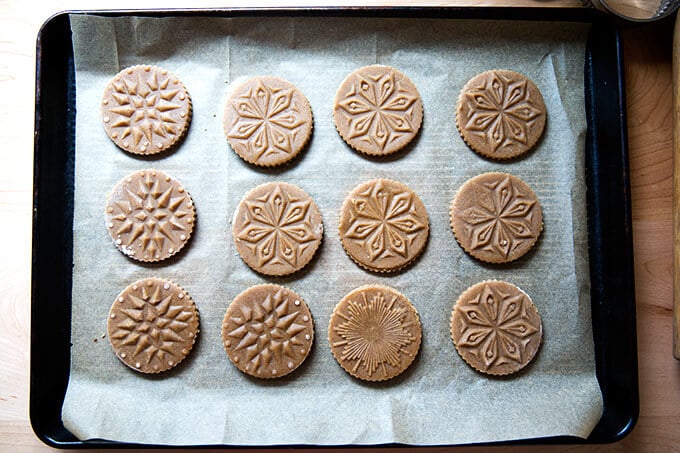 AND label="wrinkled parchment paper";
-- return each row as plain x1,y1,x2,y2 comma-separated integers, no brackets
63,14,603,446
